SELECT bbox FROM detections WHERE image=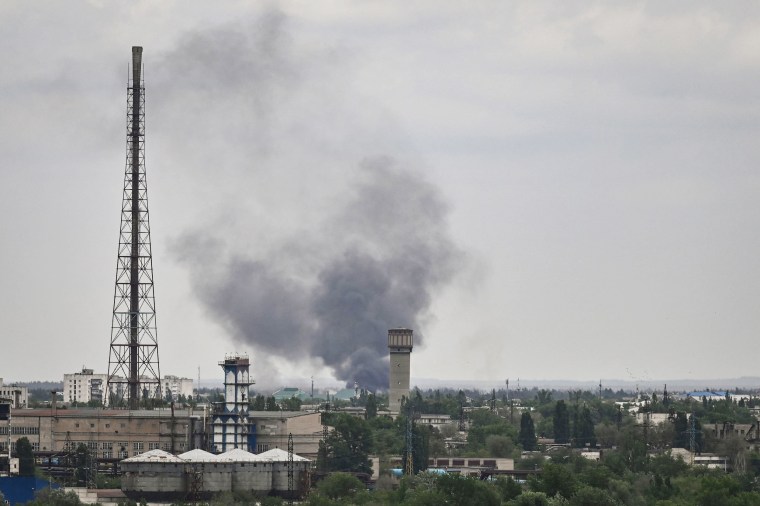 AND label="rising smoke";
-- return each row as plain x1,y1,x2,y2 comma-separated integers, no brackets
160,10,462,390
